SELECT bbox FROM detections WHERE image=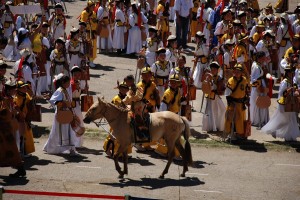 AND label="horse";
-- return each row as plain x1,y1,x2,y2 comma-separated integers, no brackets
83,97,193,179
